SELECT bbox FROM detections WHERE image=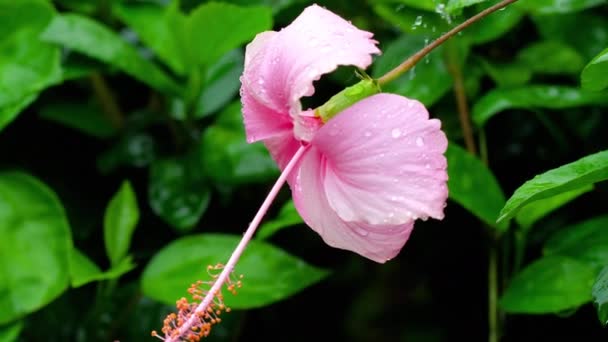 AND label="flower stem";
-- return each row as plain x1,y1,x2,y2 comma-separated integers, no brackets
165,145,309,342
377,0,519,86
